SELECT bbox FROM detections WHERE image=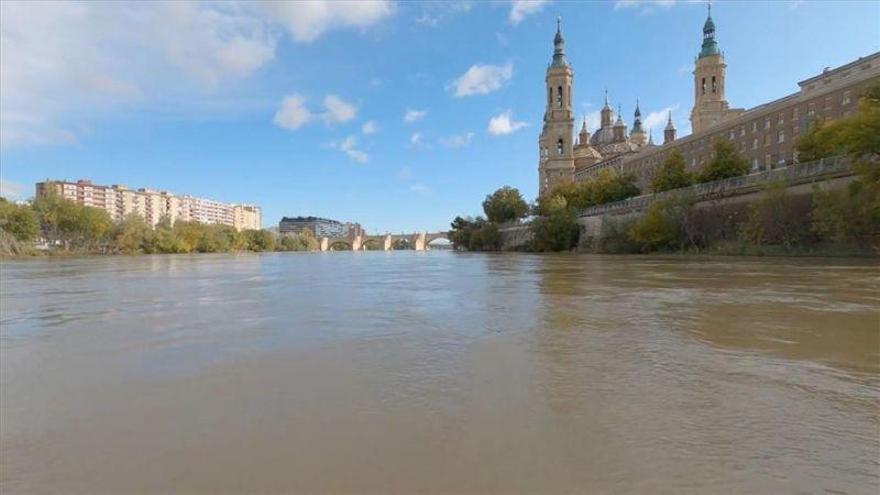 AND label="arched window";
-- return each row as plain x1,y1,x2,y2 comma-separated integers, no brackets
557,138,563,156
701,78,706,95
556,86,563,107
711,76,717,93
